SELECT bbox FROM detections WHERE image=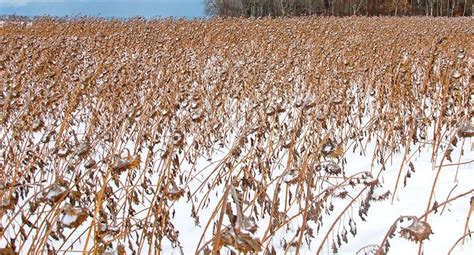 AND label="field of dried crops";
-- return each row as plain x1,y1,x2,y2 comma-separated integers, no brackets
1,17,473,254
